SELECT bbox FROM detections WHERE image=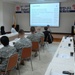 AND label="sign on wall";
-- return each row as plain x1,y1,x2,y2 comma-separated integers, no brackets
15,5,30,13
60,4,75,12
15,3,75,13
